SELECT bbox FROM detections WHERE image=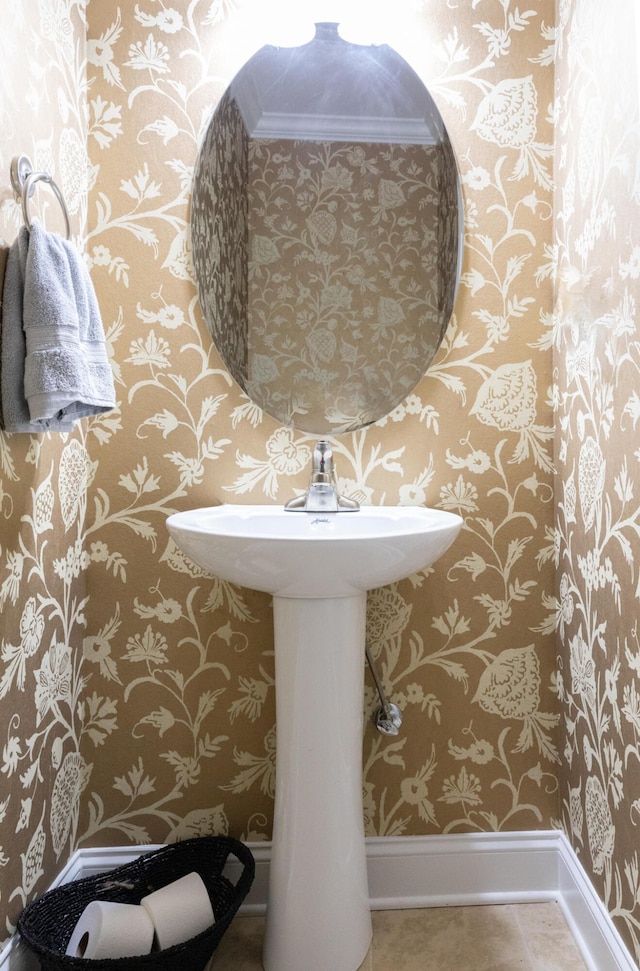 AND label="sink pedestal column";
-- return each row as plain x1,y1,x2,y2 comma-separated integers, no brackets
263,593,372,971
